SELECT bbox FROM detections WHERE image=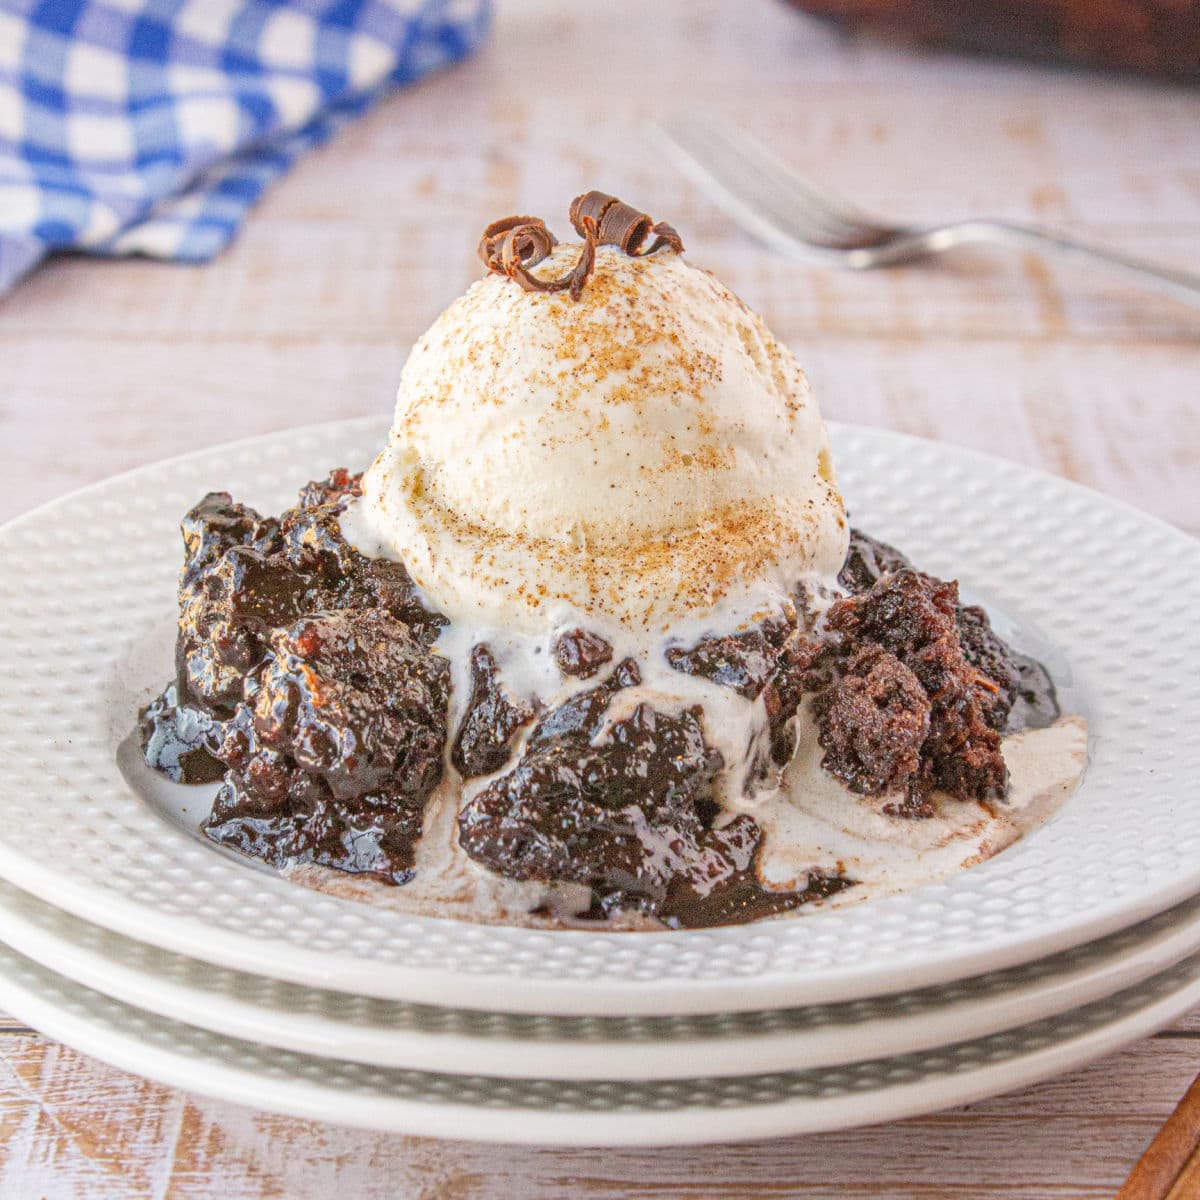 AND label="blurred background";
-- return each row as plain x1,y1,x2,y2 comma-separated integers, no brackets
3,0,1198,525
